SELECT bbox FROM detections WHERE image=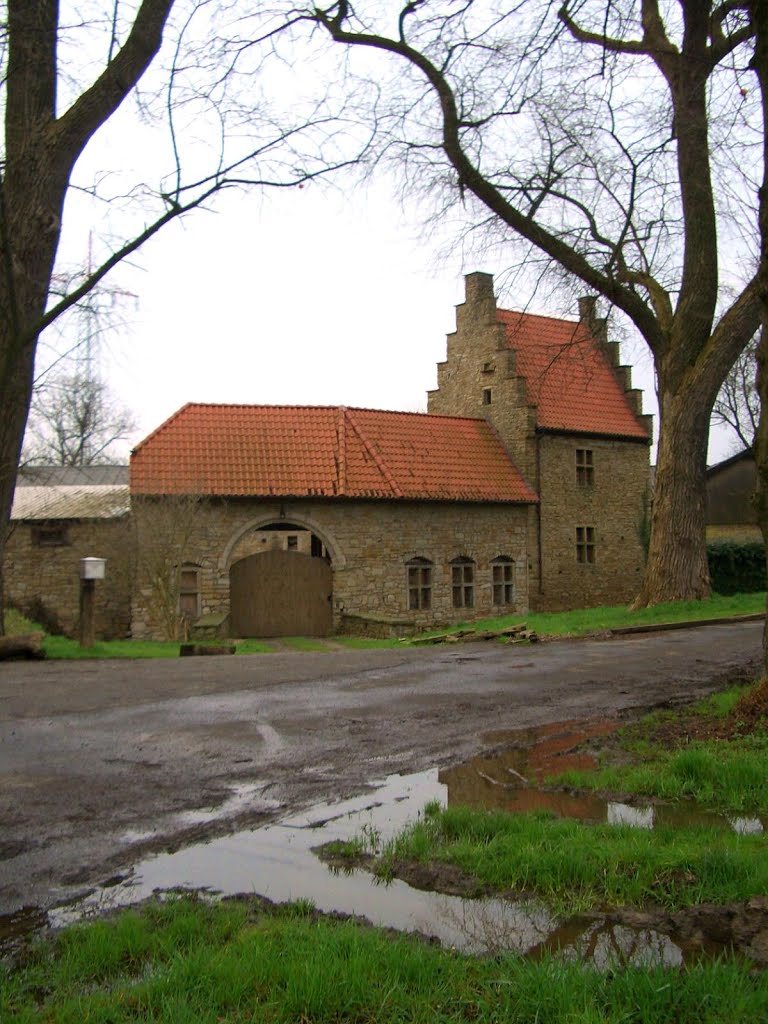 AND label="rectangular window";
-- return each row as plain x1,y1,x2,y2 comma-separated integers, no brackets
179,567,200,619
576,526,596,564
32,524,69,547
576,449,594,485
482,388,492,405
286,535,298,550
408,564,432,610
492,562,514,605
451,562,474,608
